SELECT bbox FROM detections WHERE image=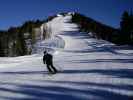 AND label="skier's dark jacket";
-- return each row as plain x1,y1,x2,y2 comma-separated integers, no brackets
43,53,53,65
